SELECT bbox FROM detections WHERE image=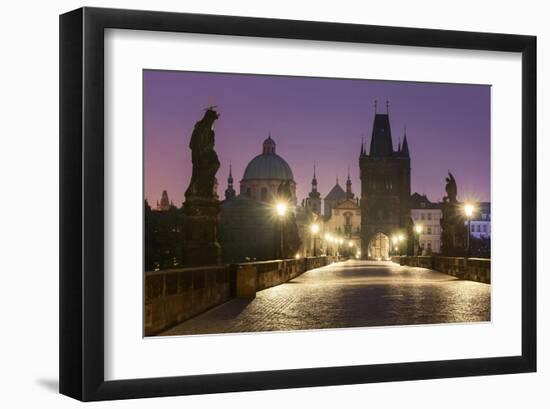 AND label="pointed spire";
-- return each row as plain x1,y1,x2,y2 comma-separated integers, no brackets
386,100,390,114
401,127,410,158
225,161,236,199
397,135,401,152
157,190,171,211
374,99,378,114
346,166,354,199
311,162,318,192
